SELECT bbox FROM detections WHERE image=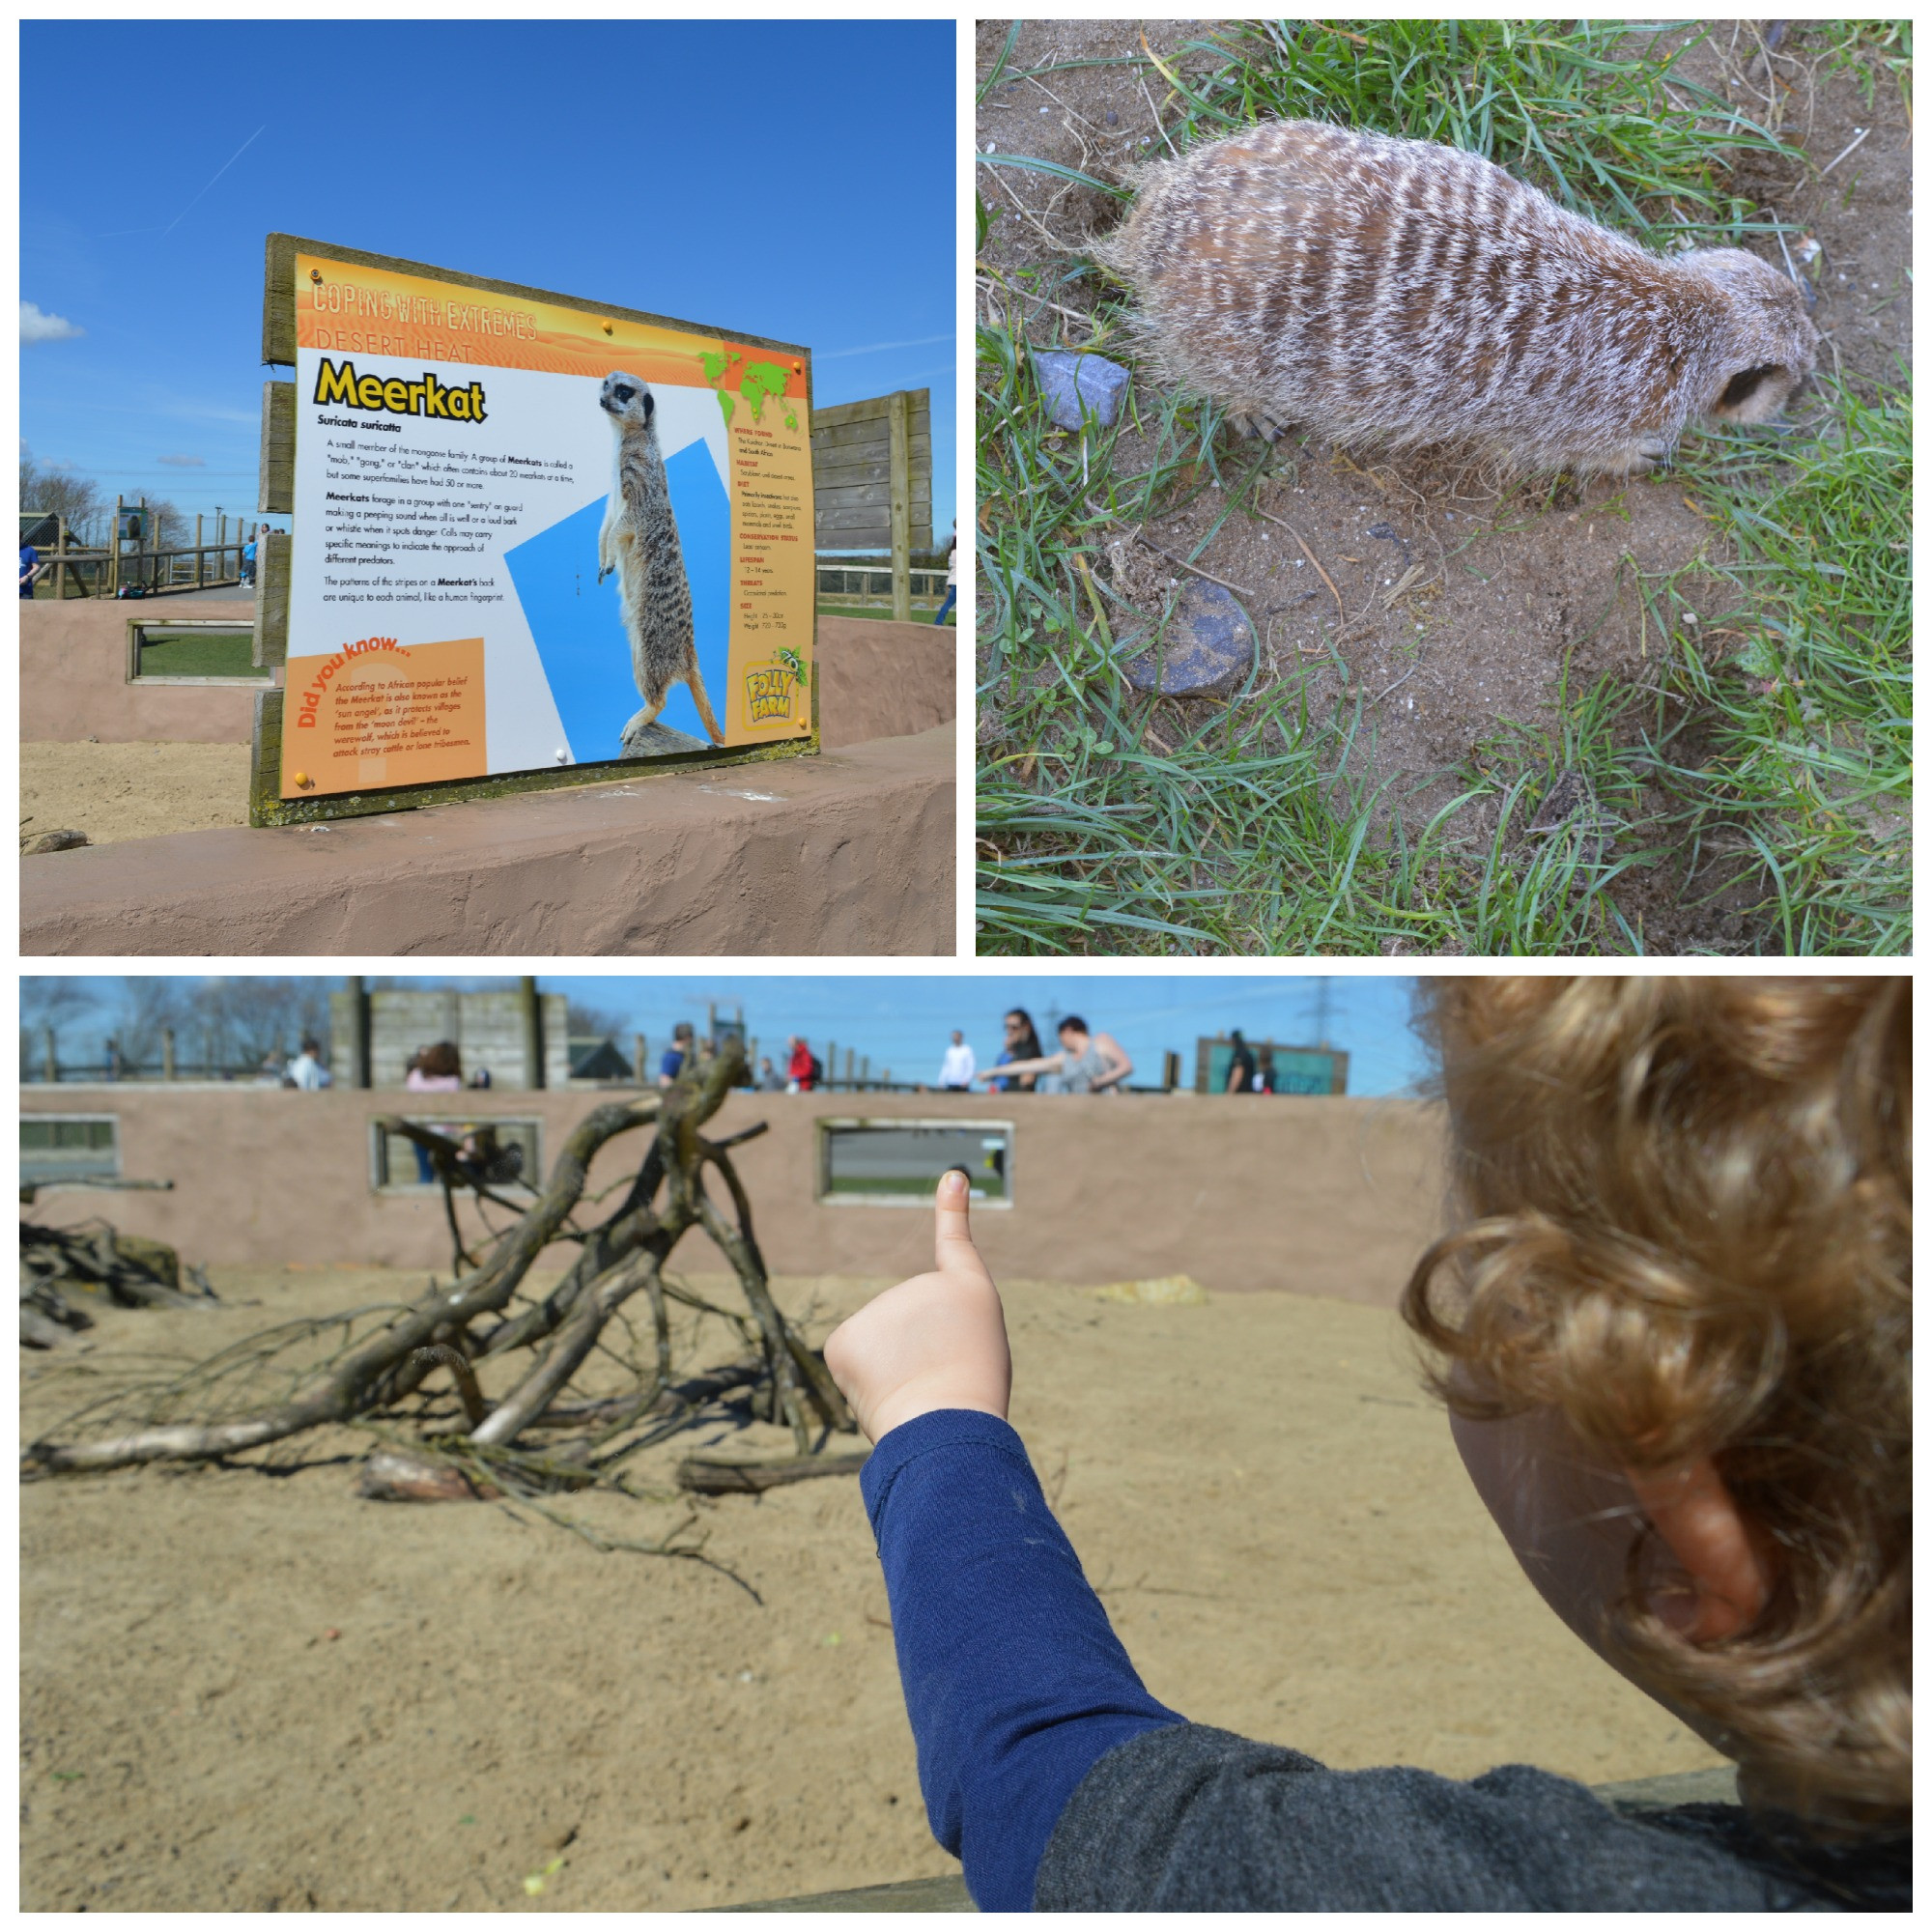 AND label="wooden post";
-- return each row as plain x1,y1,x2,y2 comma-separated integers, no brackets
888,388,912,621
111,495,123,595
162,1029,177,1082
195,514,204,589
519,976,545,1091
843,1047,854,1087
860,1054,870,1090
827,1040,838,1092
345,975,372,1088
53,518,67,601
42,1028,57,1085
633,1034,647,1085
